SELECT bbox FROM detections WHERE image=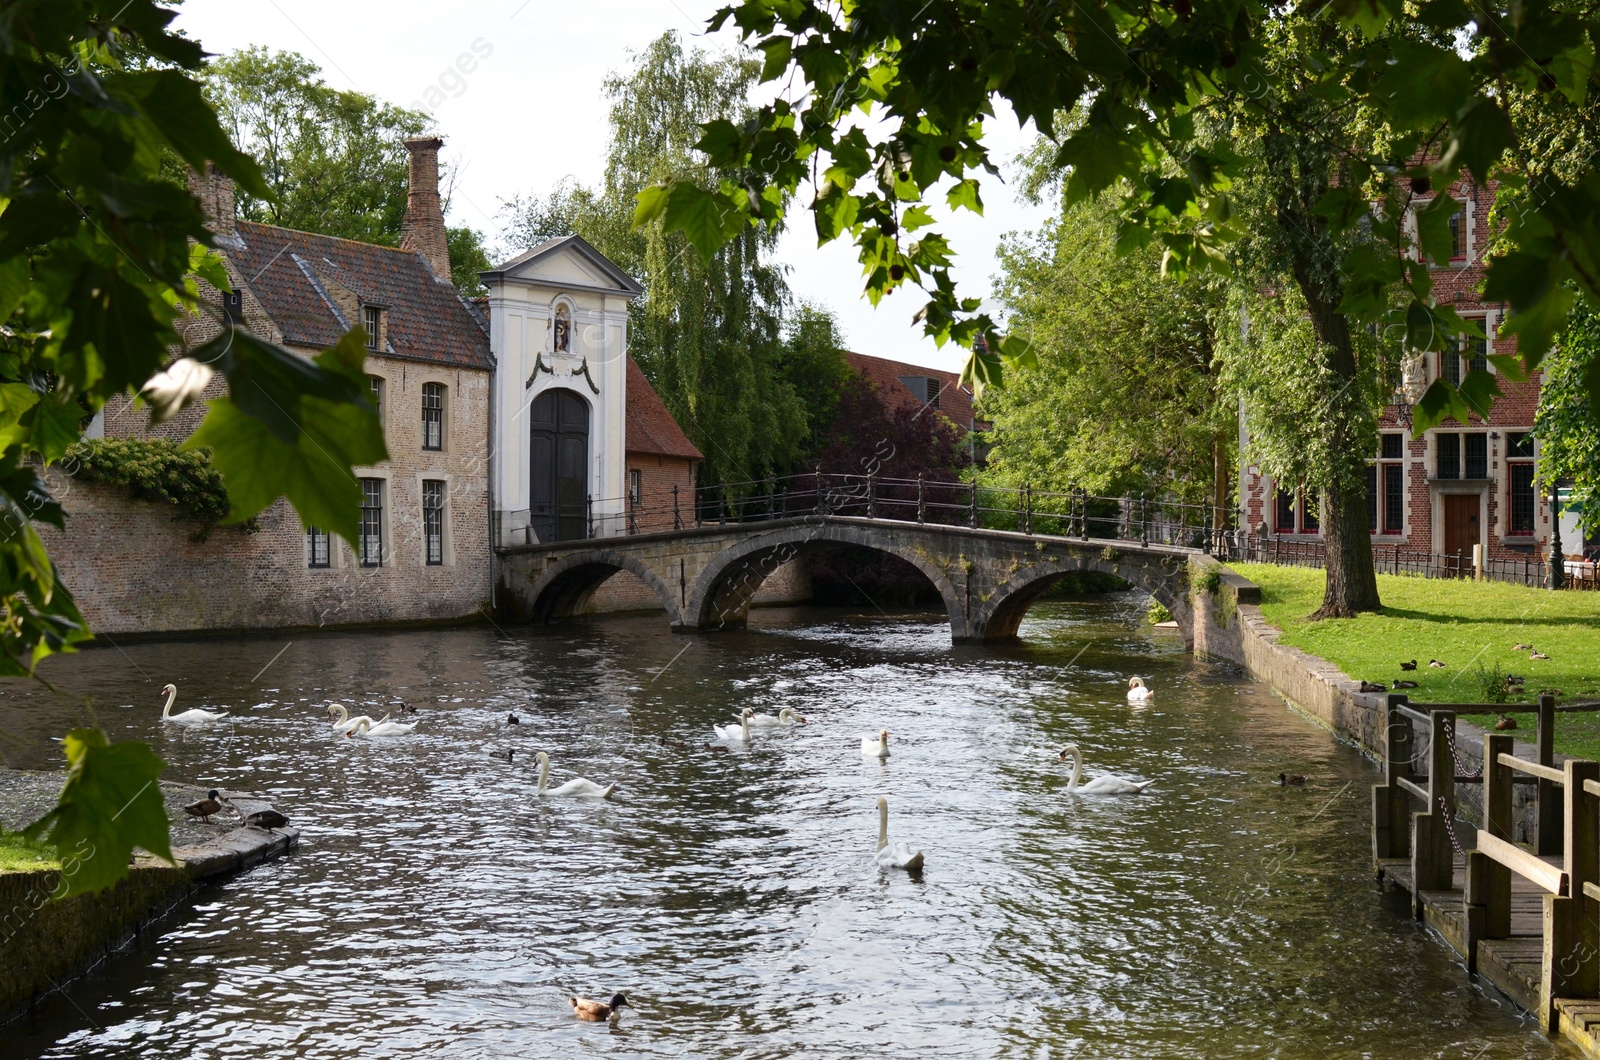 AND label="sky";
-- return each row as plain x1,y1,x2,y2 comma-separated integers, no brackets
171,0,1055,373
